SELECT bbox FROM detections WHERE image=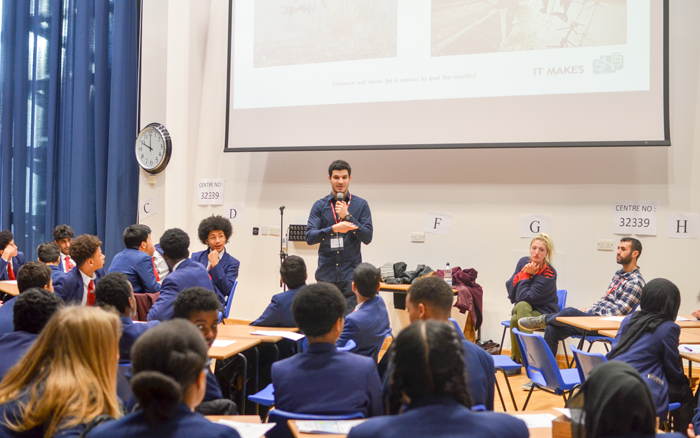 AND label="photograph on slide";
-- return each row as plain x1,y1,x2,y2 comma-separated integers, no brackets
254,0,398,68
432,0,627,56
